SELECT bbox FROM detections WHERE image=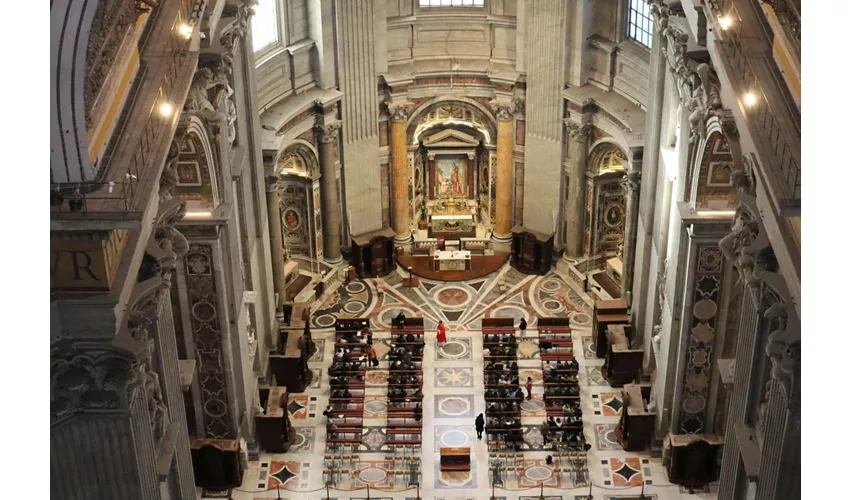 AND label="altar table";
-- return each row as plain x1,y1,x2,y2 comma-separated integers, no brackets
433,250,471,271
